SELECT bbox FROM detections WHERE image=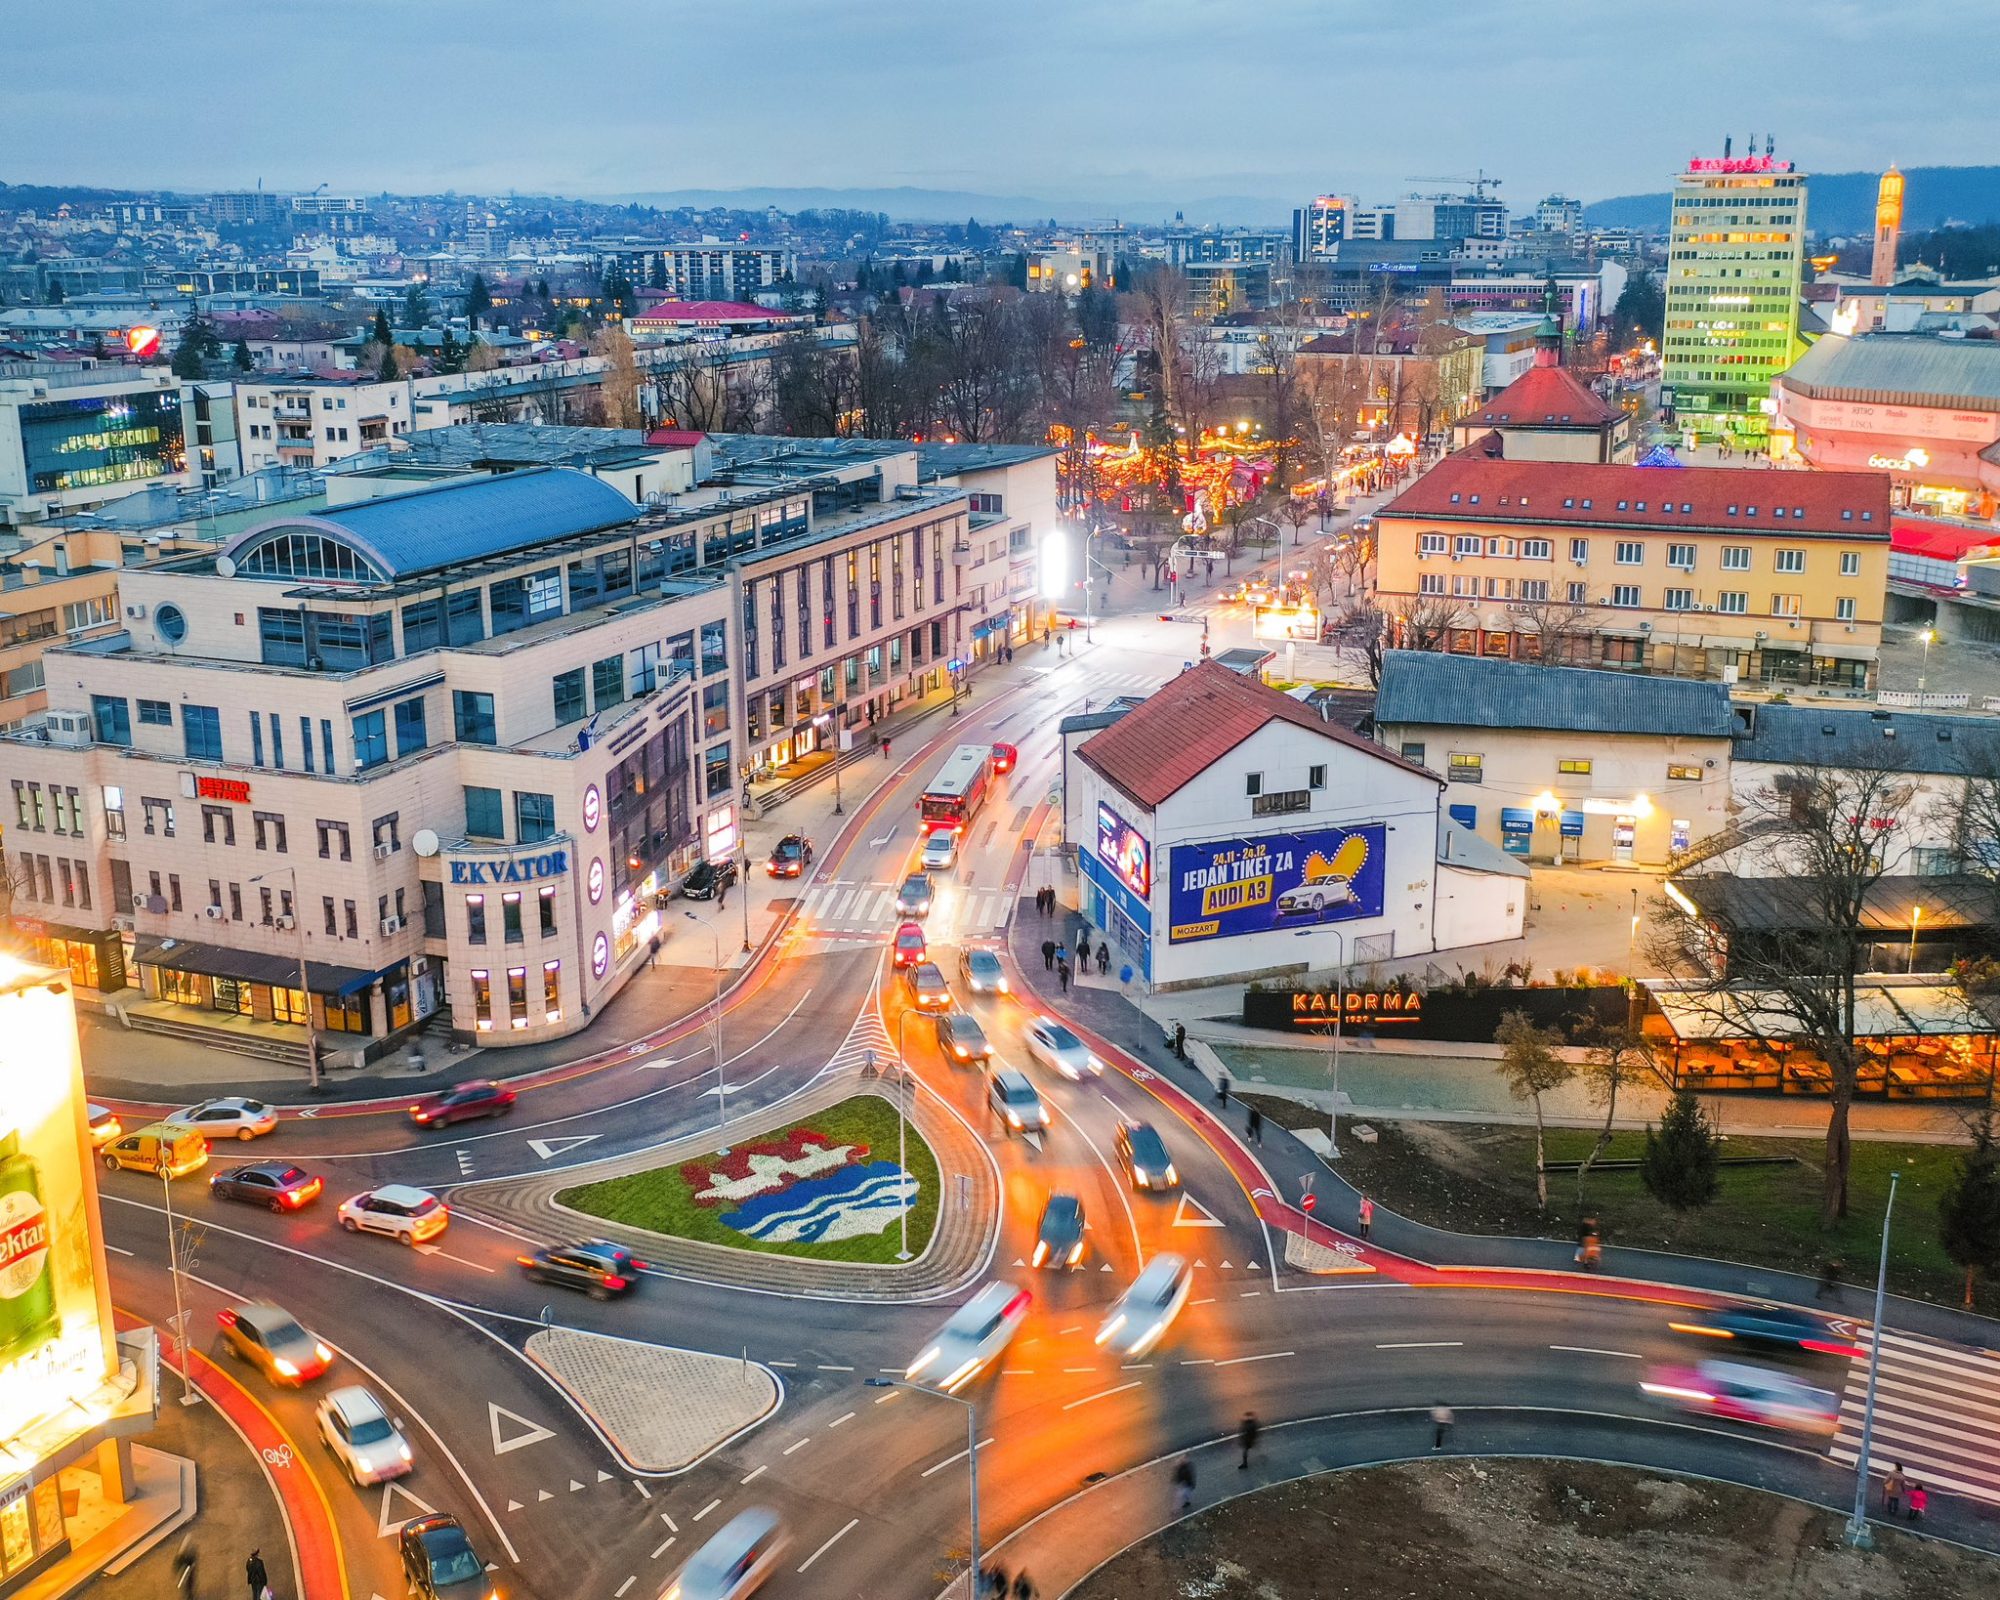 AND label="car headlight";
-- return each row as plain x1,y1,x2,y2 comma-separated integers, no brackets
314,1342,333,1363
399,1444,413,1461
1094,1313,1127,1346
1067,1242,1084,1265
1006,1111,1022,1127
1086,1055,1103,1074
1132,1168,1148,1184
273,1357,298,1376
908,1346,941,1378
1032,1242,1048,1265
1164,1164,1178,1184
